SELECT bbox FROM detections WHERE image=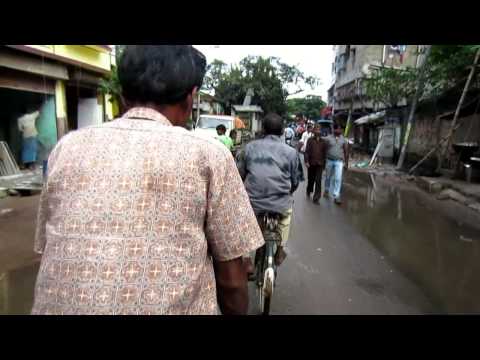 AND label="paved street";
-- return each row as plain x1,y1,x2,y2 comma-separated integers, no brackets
249,171,433,314
2,169,480,315
249,169,480,315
